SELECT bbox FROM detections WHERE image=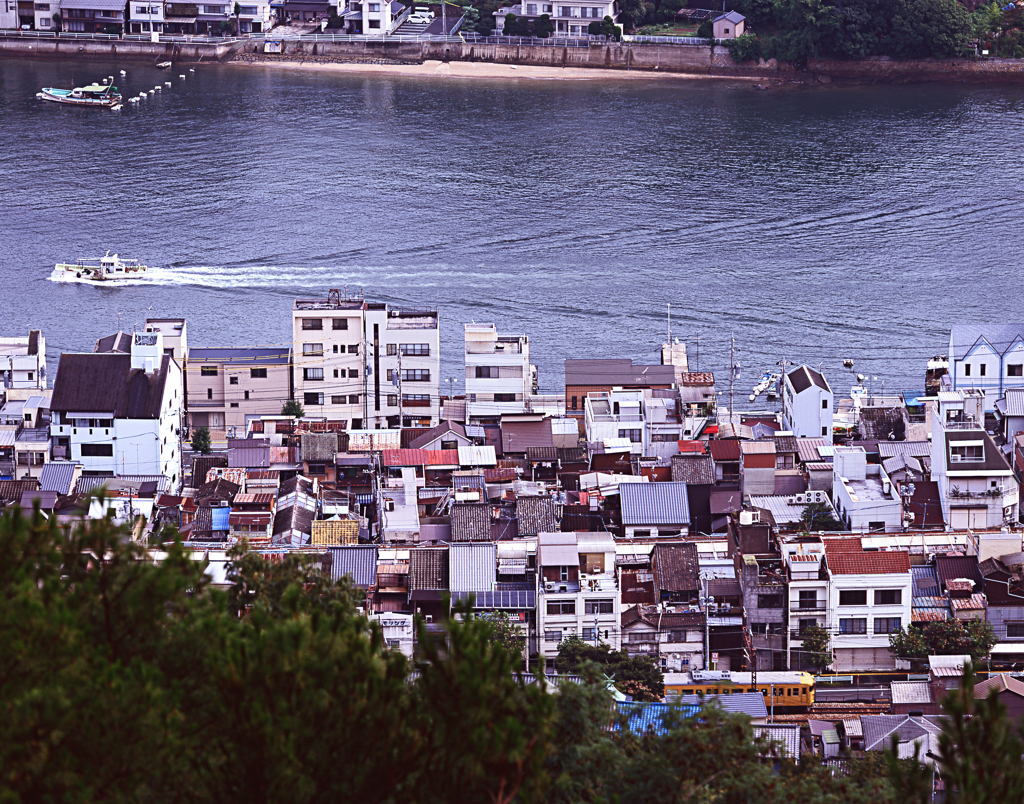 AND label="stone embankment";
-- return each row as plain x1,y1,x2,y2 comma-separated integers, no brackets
0,34,239,62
